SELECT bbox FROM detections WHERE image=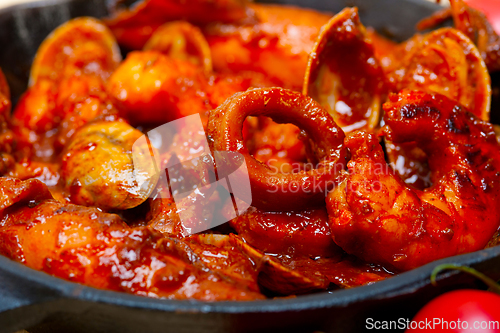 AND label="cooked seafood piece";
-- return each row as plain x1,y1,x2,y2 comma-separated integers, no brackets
303,8,386,133
208,87,347,211
229,206,339,258
383,27,491,190
107,50,253,125
328,90,500,271
144,21,213,73
393,28,491,120
29,17,121,86
418,0,500,72
0,178,263,300
61,120,159,210
105,0,253,50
